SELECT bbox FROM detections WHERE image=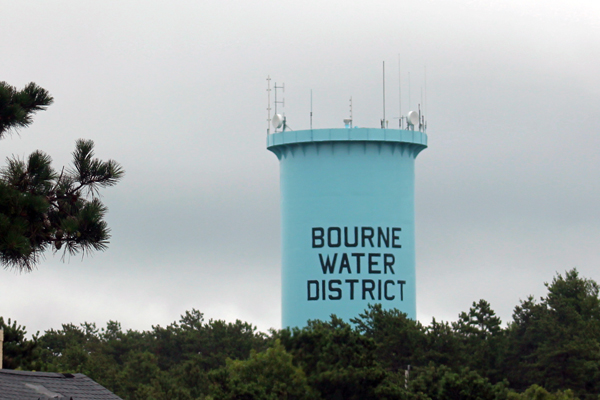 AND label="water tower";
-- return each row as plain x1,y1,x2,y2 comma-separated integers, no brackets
267,80,428,328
